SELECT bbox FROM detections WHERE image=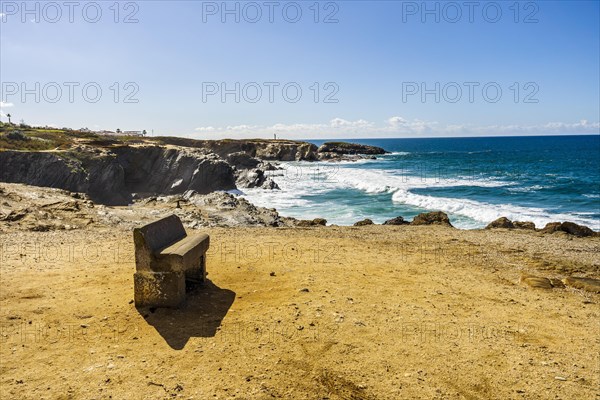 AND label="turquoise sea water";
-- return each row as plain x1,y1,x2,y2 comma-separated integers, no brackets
241,135,600,230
